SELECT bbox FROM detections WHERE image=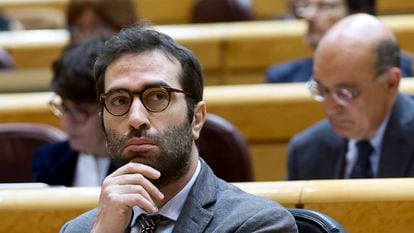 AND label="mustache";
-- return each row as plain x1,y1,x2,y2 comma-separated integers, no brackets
119,128,161,145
